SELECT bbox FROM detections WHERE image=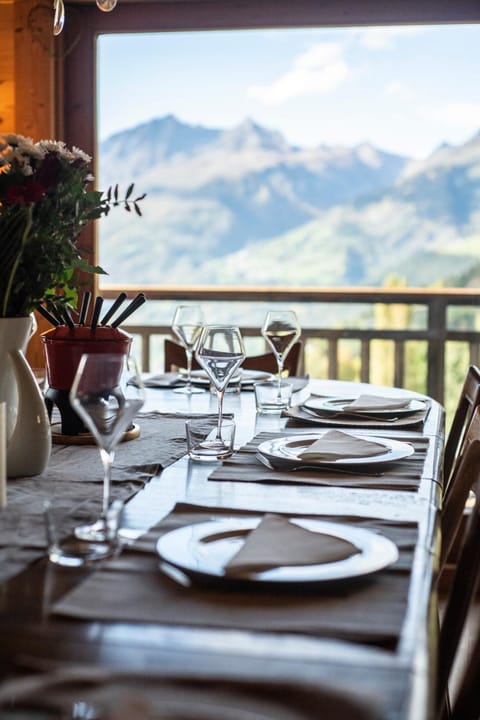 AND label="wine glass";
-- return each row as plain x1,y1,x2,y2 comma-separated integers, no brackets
171,305,205,394
261,310,301,388
69,352,145,542
195,325,245,457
